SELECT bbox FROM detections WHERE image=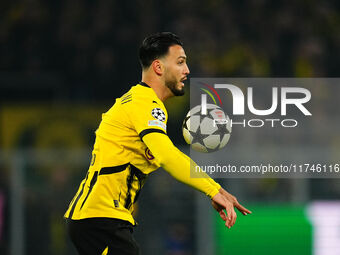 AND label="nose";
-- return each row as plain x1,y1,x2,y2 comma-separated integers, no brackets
184,63,190,75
